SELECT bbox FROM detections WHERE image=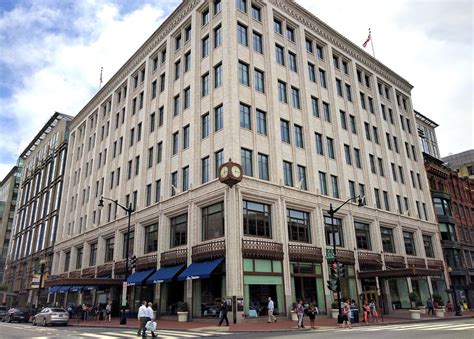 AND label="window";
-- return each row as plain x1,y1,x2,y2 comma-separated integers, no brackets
238,61,250,86
172,132,179,155
202,73,210,97
364,122,371,141
288,52,297,72
147,147,154,168
243,200,271,238
241,148,253,176
365,75,371,88
280,119,290,143
311,97,320,117
325,216,343,246
240,103,251,129
175,34,181,50
323,102,330,122
315,133,323,155
251,5,261,21
308,63,316,82
417,173,422,190
333,55,339,69
383,191,390,211
399,166,405,184
170,214,187,247
174,95,180,116
214,63,223,88
182,166,189,191
137,123,142,141
144,223,158,254
183,125,190,149
327,137,335,159
369,154,376,174
76,247,83,269
283,161,293,186
391,163,397,181
355,221,371,250
294,125,303,148
150,112,155,133
64,251,70,272
201,156,209,183
345,84,352,101
236,0,247,12
202,35,209,58
344,144,352,165
378,158,384,176
237,23,248,46
146,183,152,206
412,145,417,161
258,153,269,180
288,209,310,242
171,171,178,196
214,24,222,48
319,69,327,88
316,44,324,59
185,25,192,41
214,0,222,14
423,235,434,257
319,171,327,195
354,148,361,168
397,195,403,213
275,45,285,65
368,97,374,113
175,60,181,80
386,133,392,150
202,202,224,240
342,61,349,74
287,27,295,42
433,198,451,216
393,136,399,153
215,104,223,131
349,180,356,199
374,188,381,209
134,155,140,176
253,31,263,53
305,38,313,53
381,227,395,253
359,183,366,200
360,92,366,110
291,87,301,109
331,175,339,198
410,170,416,188
255,69,265,92
215,149,224,178
160,73,166,92
89,242,97,266
184,87,191,109
403,231,416,255
201,113,210,138
151,80,157,99
373,127,379,144
156,142,162,163
439,223,457,241
297,165,307,190
278,80,288,103
202,9,209,25
336,78,342,96
273,18,282,34
256,109,267,135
